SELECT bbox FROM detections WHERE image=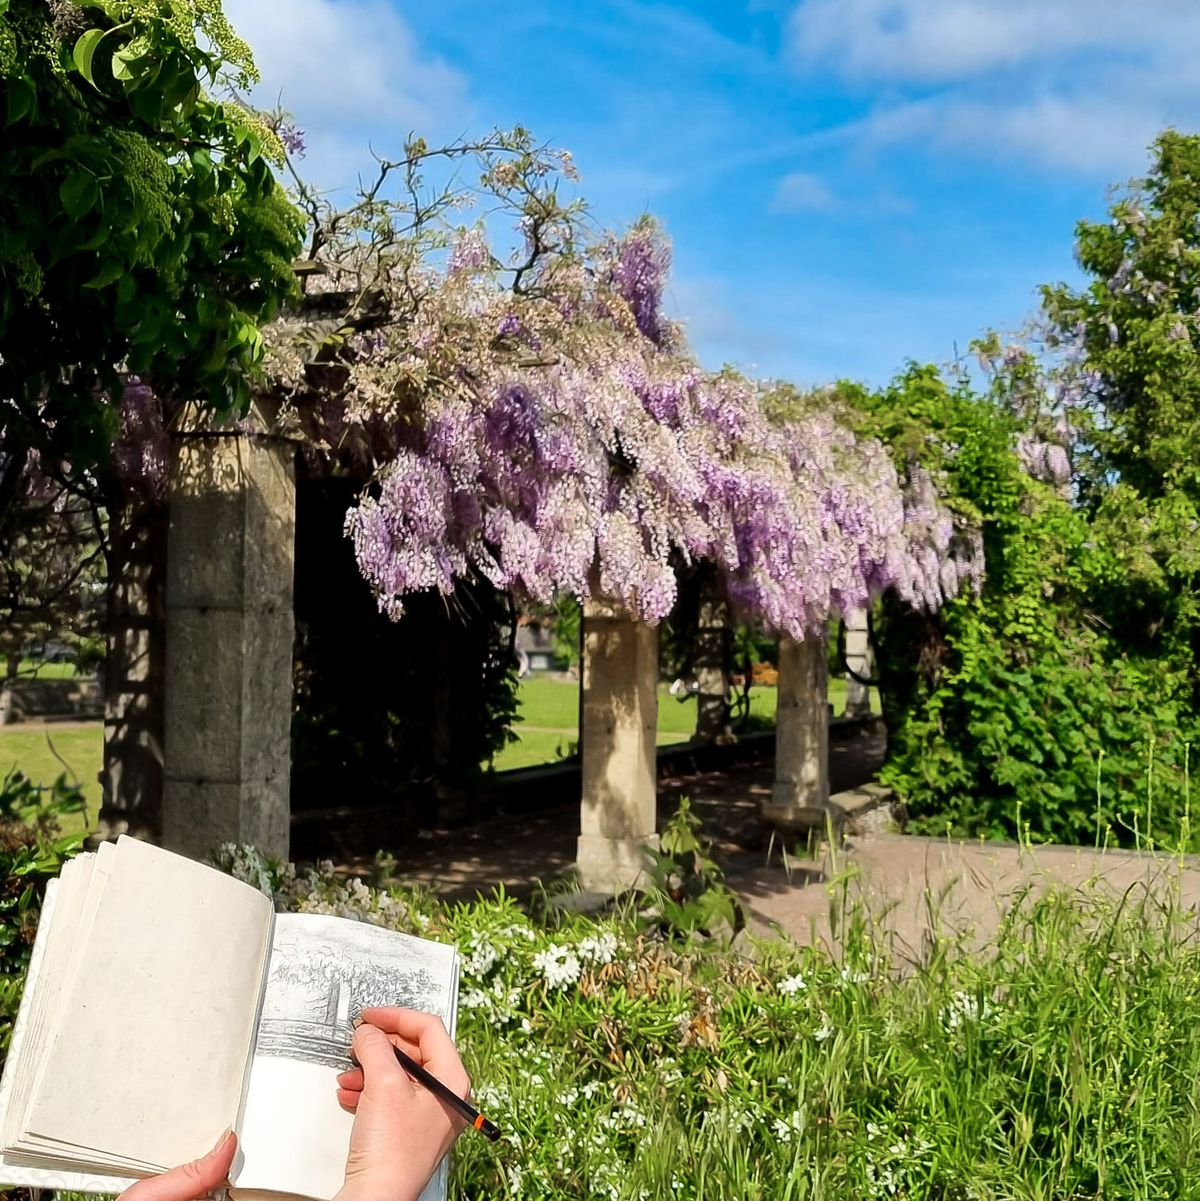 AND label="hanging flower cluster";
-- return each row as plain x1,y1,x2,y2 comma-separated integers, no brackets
267,147,978,638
